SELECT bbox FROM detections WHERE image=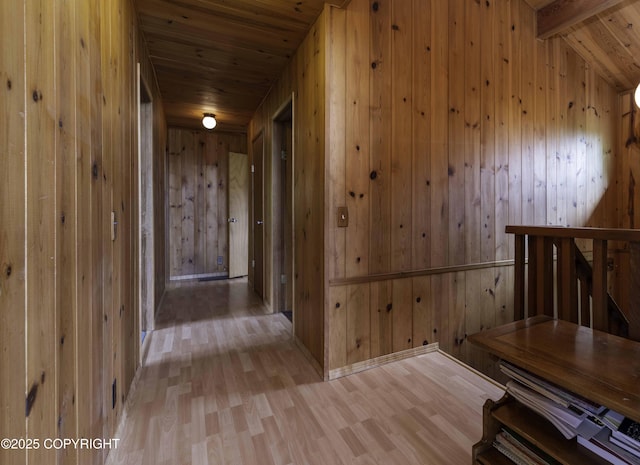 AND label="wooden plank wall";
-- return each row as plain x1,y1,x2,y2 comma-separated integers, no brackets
248,9,328,371
167,129,247,279
615,91,640,316
326,0,620,375
0,1,166,464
